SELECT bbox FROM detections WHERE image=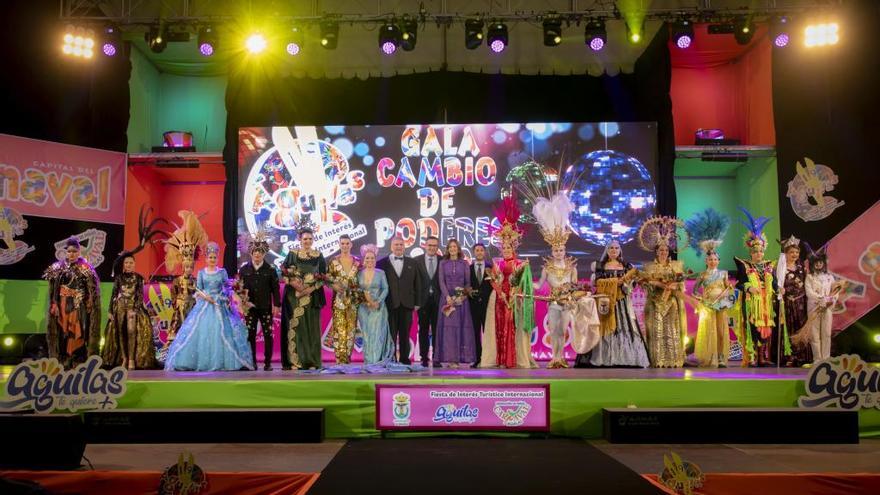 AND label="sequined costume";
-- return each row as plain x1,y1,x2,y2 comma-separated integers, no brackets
281,249,327,369
692,269,734,367
101,272,157,369
168,274,196,342
43,258,101,366
328,255,360,364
